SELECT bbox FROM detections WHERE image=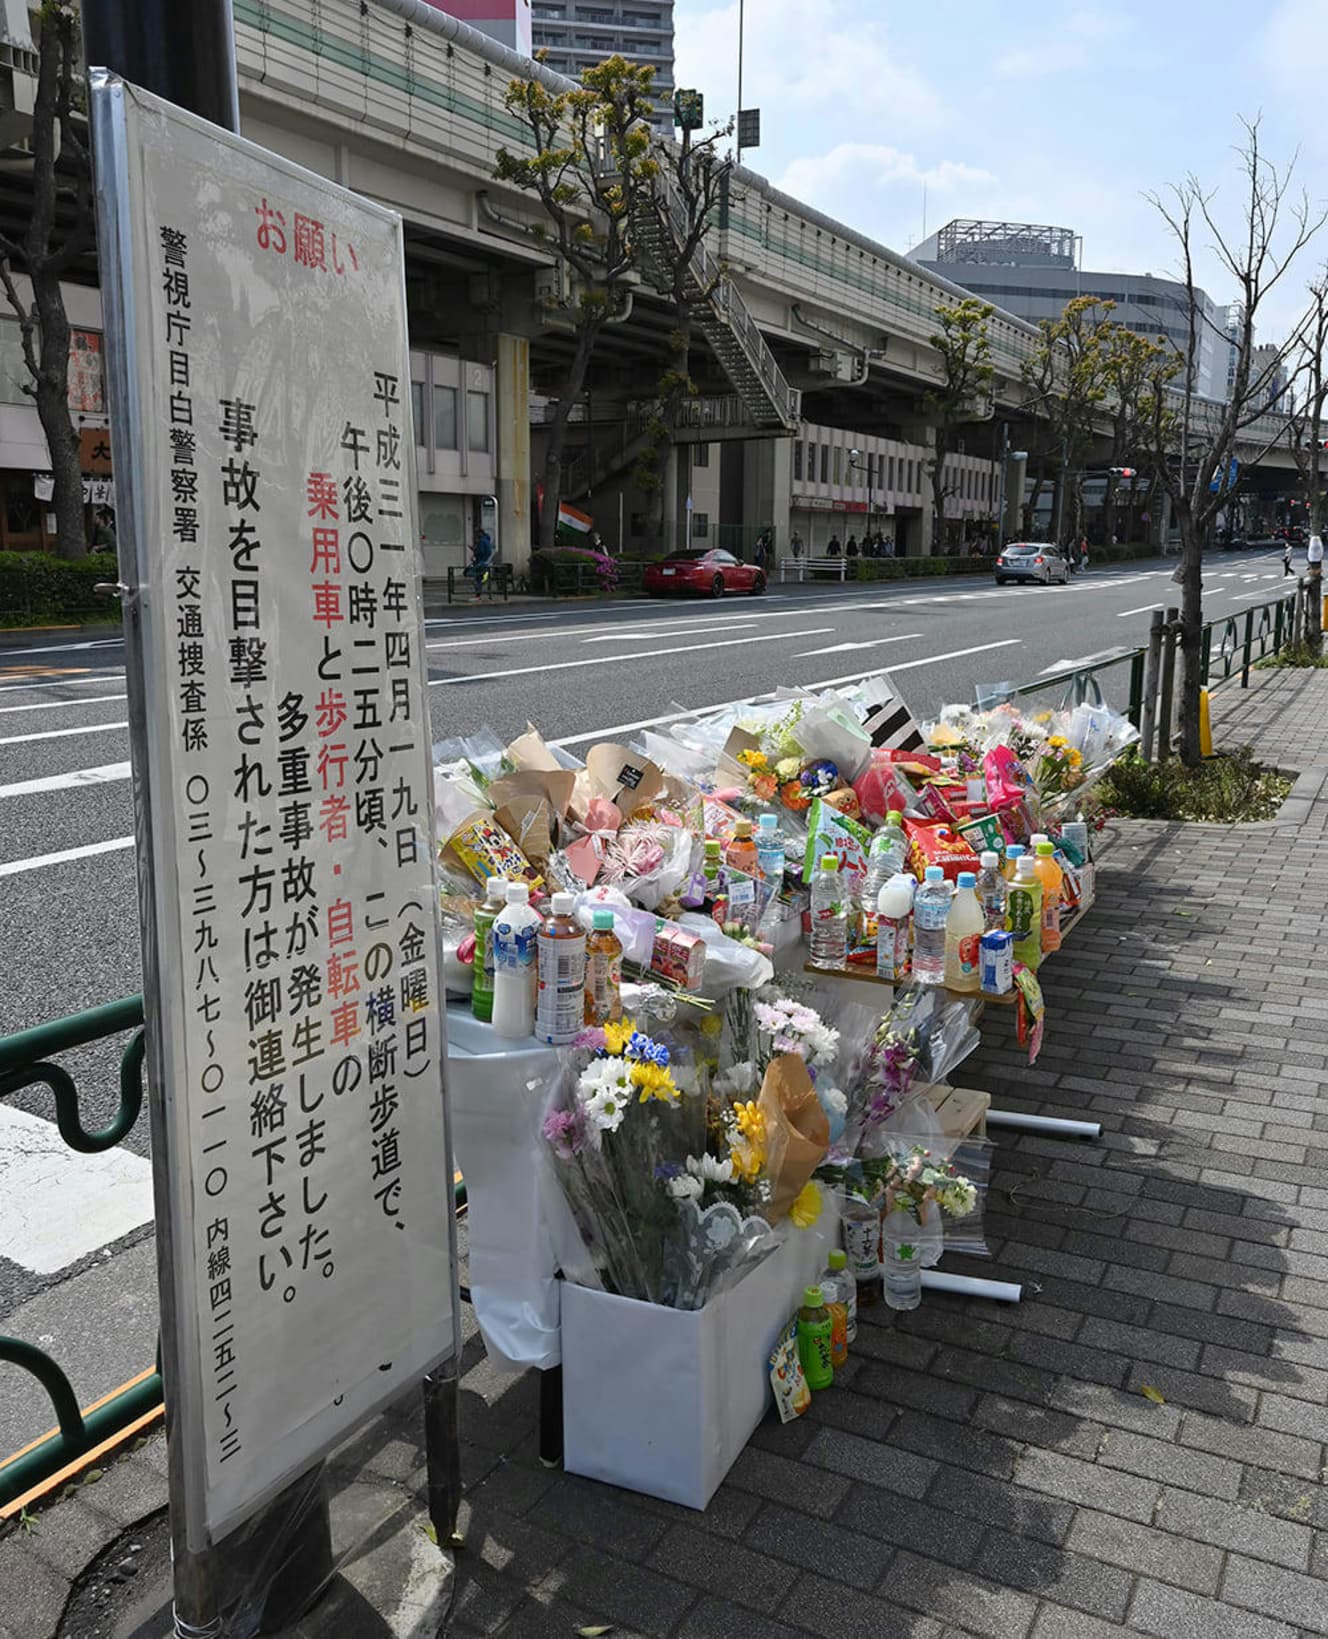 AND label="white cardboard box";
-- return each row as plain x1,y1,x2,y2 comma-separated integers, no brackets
560,1210,836,1509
